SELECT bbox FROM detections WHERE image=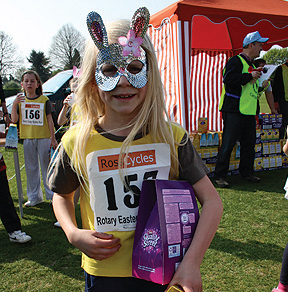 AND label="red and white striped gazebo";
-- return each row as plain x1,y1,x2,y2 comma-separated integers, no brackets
148,0,288,132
